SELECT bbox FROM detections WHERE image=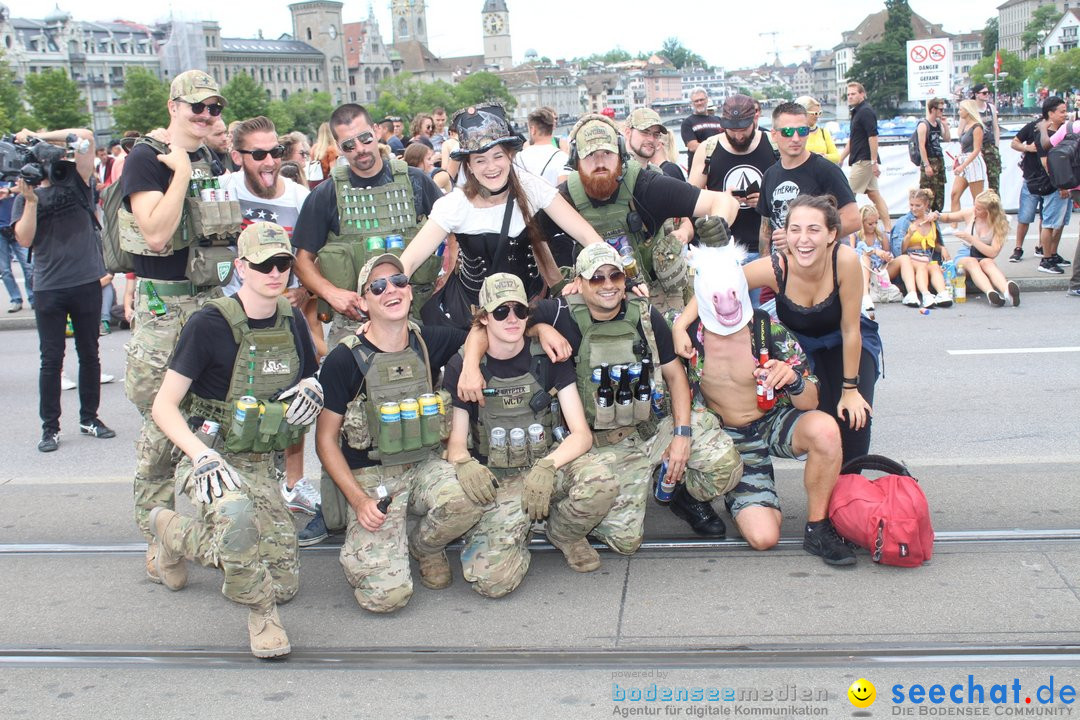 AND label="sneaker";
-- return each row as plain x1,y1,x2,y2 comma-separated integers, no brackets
921,292,935,308
1008,247,1023,263
281,477,320,515
79,419,116,439
550,537,601,573
860,295,875,320
987,290,1005,307
803,519,857,567
1038,258,1064,274
148,507,188,591
1035,245,1044,257
248,604,290,659
297,508,329,546
1007,281,1020,307
934,291,953,308
60,374,76,390
669,483,726,537
1067,288,1080,298
100,373,115,384
100,320,111,336
1051,253,1071,266
38,430,59,453
902,291,919,307
7,300,21,313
